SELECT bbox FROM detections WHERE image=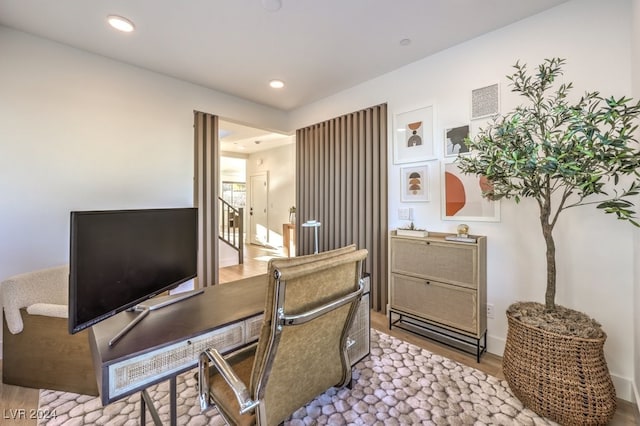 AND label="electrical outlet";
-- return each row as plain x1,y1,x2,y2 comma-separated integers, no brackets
487,303,495,319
